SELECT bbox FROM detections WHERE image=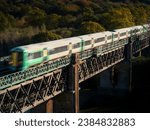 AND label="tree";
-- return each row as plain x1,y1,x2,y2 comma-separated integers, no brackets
64,4,80,14
82,7,94,21
79,21,105,34
145,6,150,23
100,8,135,30
45,14,61,30
0,12,11,31
130,6,148,25
52,28,75,38
31,31,62,43
74,0,91,8
59,14,77,27
25,7,46,27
